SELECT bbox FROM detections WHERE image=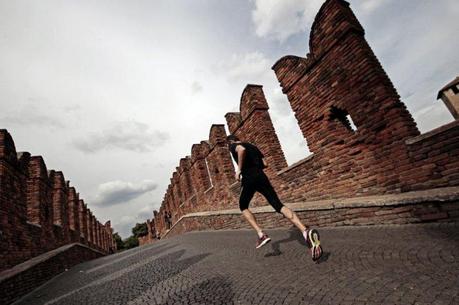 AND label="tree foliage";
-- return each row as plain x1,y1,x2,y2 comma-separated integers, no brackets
112,222,147,251
132,222,148,238
123,235,139,249
113,232,124,250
